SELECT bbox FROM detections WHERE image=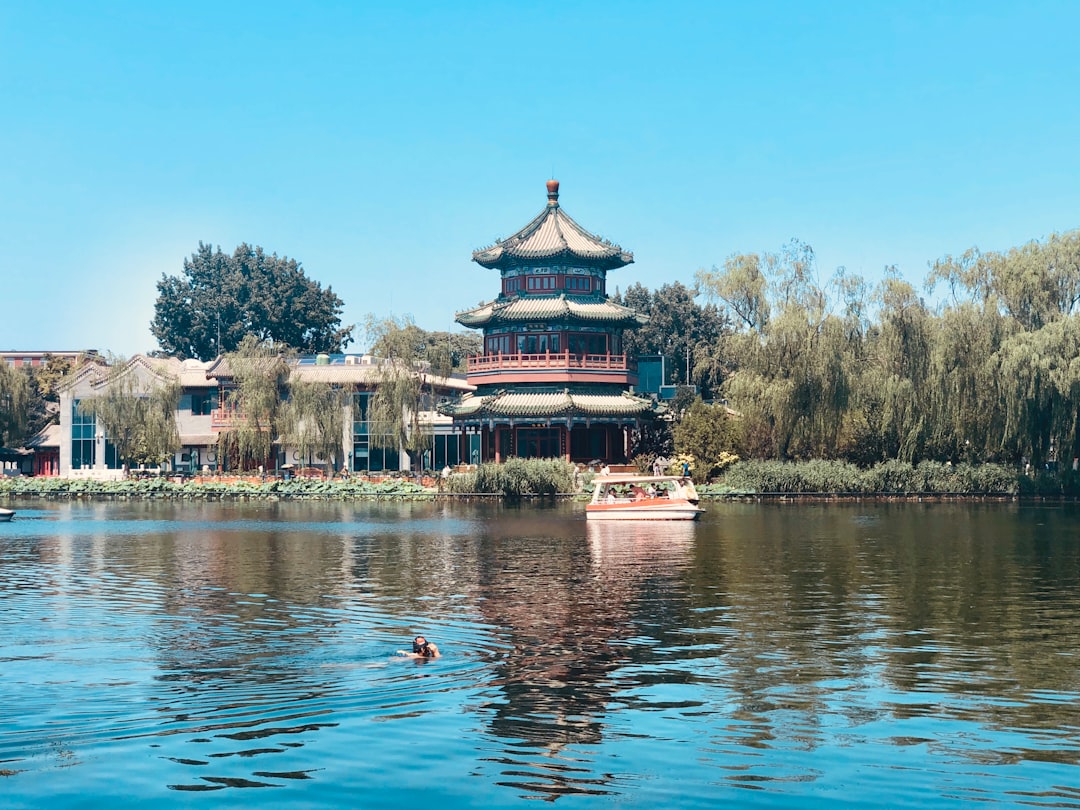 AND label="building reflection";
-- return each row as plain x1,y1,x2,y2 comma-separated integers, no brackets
472,518,695,799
